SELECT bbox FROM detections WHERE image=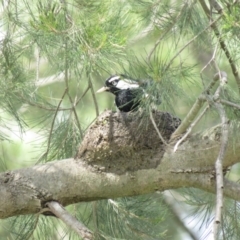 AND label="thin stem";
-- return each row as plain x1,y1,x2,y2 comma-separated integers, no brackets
75,84,90,106
46,201,93,240
205,72,229,239
213,74,229,238
35,45,40,88
173,105,209,152
198,0,240,92
162,192,198,240
165,15,222,72
220,99,240,110
25,215,40,240
64,39,83,139
36,88,68,163
92,201,98,237
212,100,229,238
171,95,205,139
19,94,71,111
147,1,189,61
149,109,169,146
200,43,219,86
88,73,99,117
171,71,223,139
